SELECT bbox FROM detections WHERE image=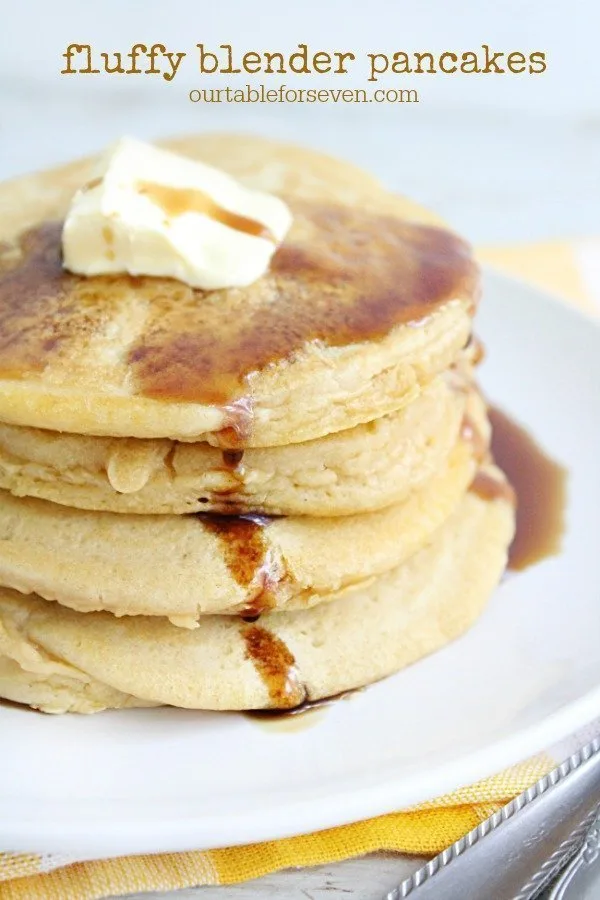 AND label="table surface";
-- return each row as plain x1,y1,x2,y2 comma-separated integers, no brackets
118,853,569,899
122,855,424,899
